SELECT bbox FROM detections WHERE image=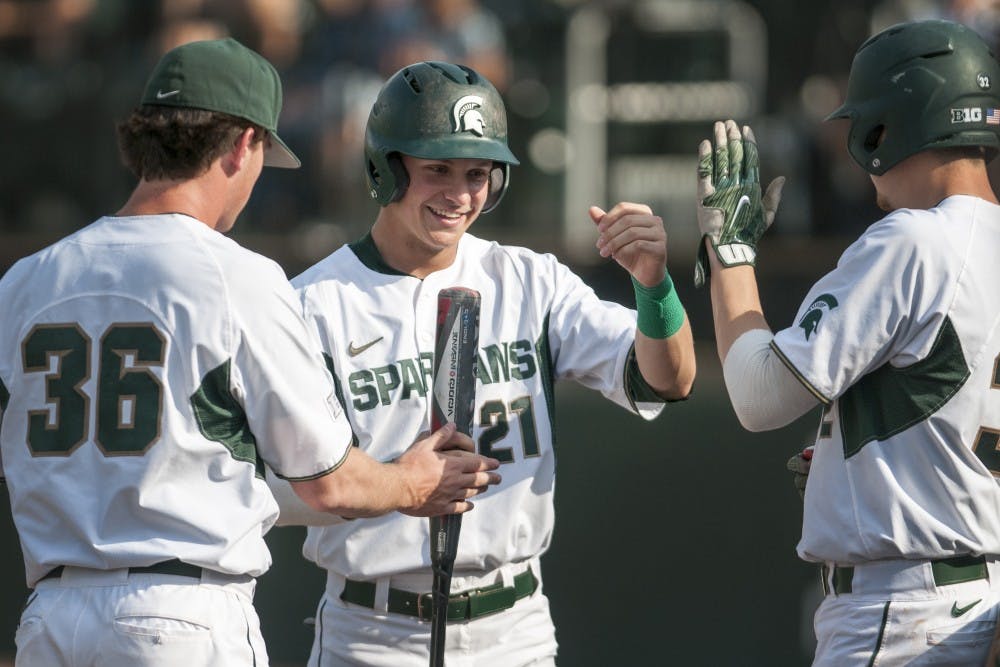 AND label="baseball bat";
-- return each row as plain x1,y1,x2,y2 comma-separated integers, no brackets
429,287,481,667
